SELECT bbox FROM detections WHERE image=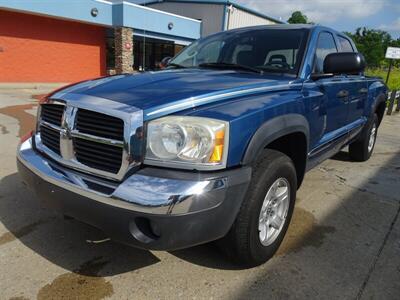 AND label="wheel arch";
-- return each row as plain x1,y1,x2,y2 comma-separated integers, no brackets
242,114,309,188
373,93,386,126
